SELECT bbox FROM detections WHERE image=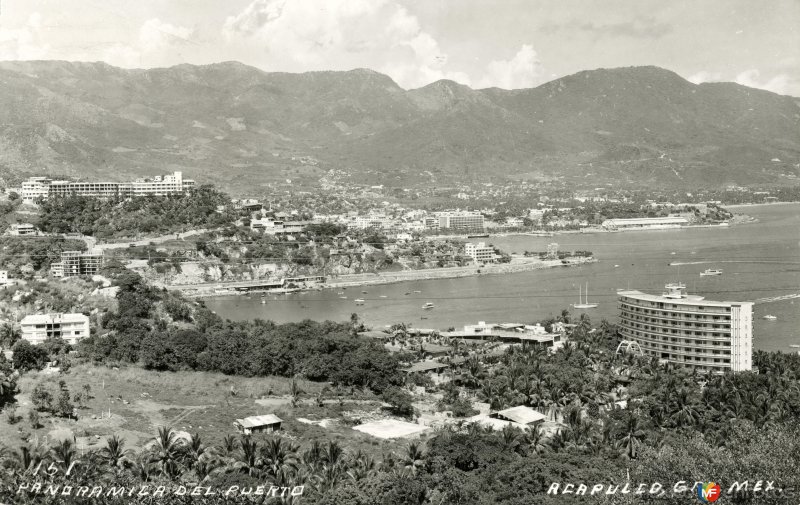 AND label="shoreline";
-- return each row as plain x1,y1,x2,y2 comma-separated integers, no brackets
174,257,597,297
